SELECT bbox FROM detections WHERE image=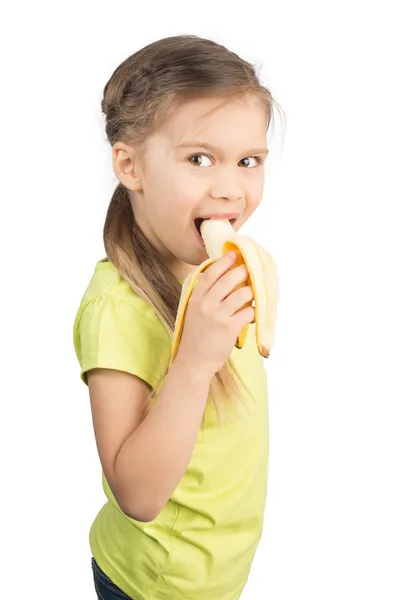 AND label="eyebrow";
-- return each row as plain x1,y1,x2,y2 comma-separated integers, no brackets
175,141,269,155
